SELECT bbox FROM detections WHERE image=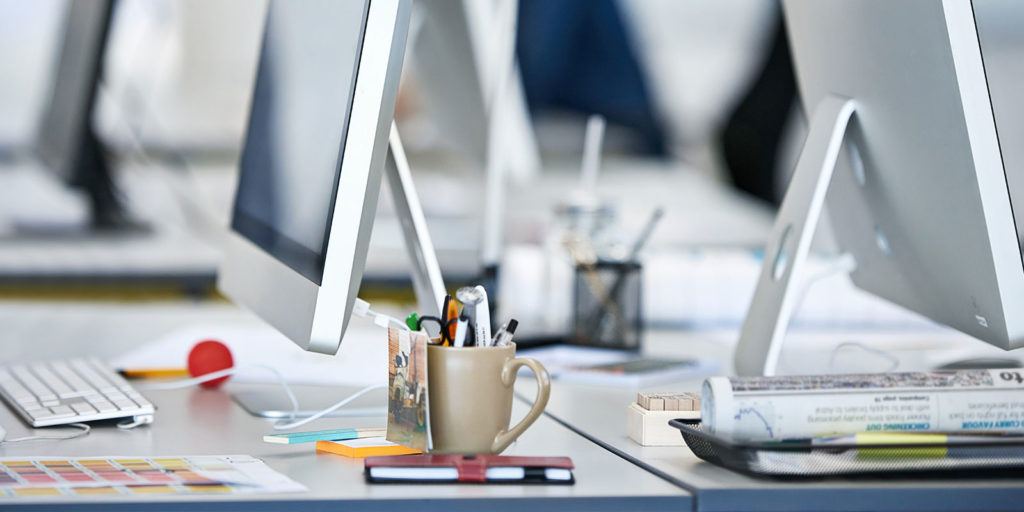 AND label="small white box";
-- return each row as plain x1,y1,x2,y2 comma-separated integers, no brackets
627,402,699,446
